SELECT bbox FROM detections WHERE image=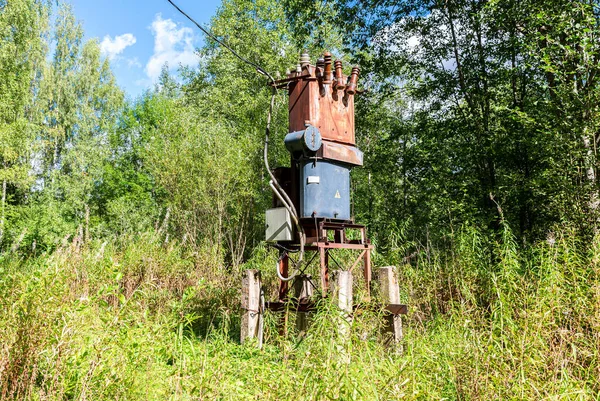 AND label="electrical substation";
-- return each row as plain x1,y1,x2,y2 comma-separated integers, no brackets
241,51,407,348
